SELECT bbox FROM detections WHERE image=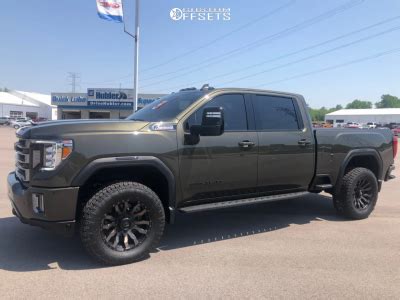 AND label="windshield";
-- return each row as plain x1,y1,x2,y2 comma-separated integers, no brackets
127,91,204,122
